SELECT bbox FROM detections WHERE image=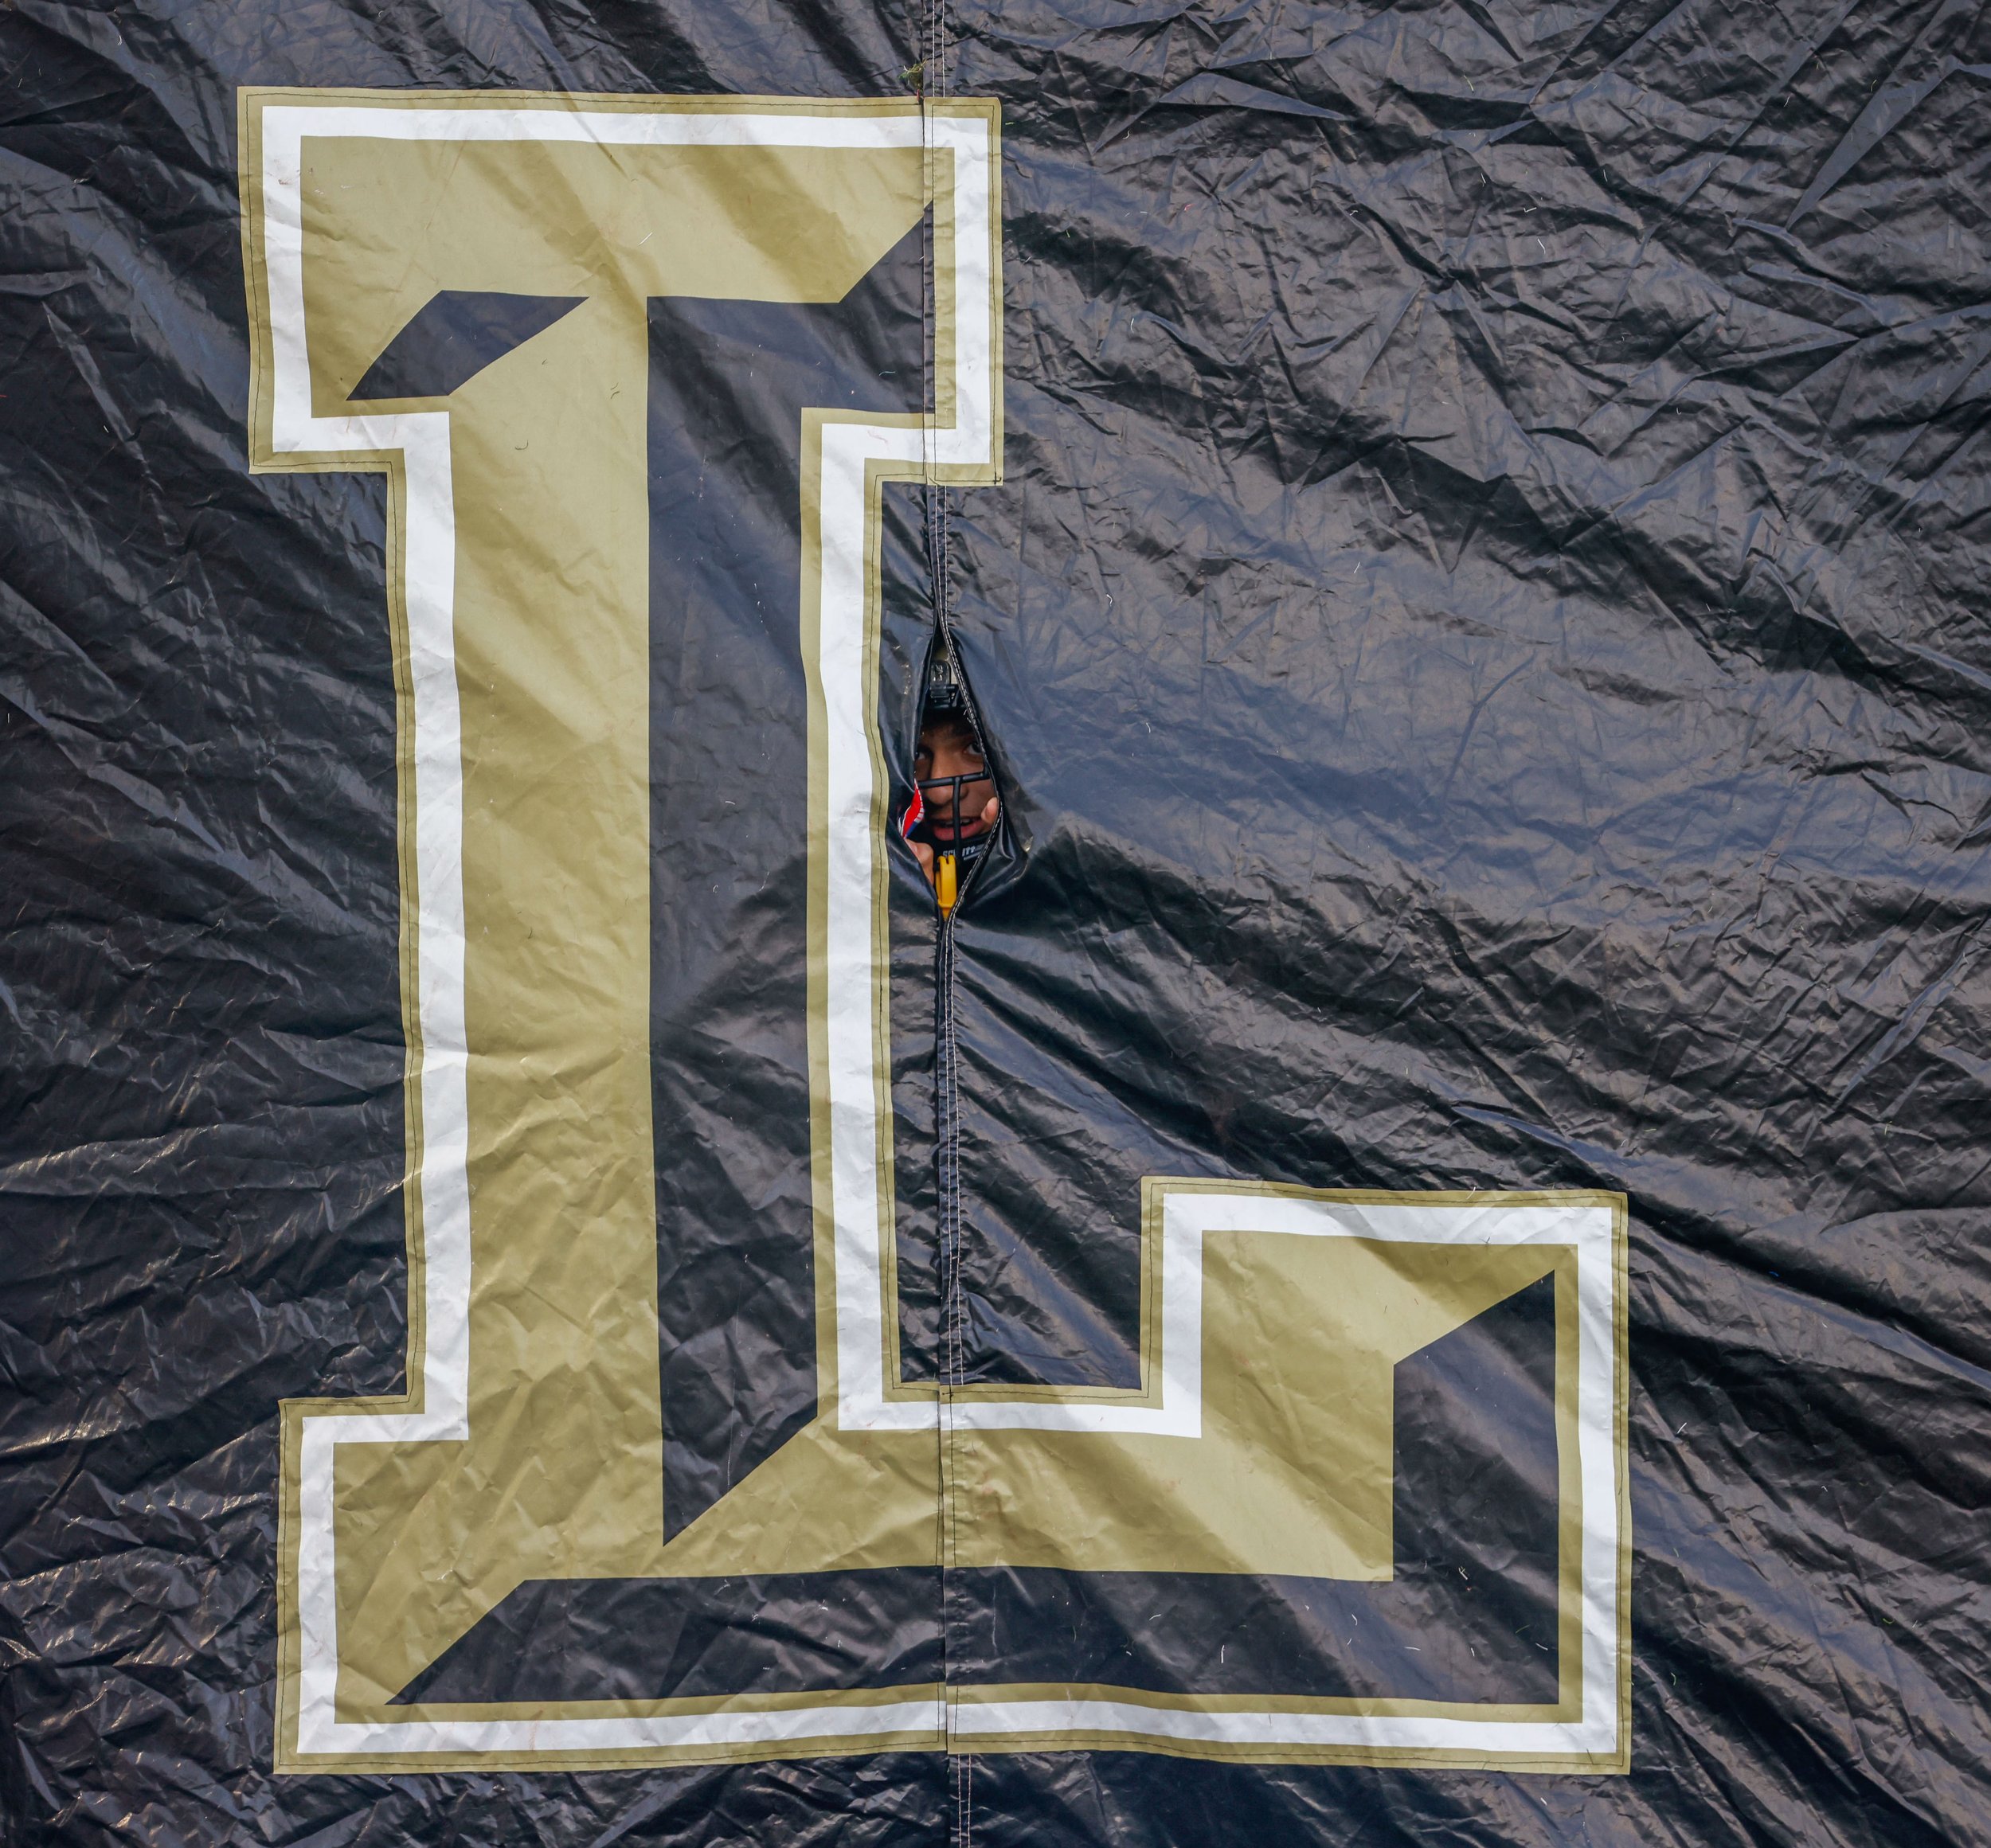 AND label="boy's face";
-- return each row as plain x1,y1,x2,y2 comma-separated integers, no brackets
914,713,997,845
